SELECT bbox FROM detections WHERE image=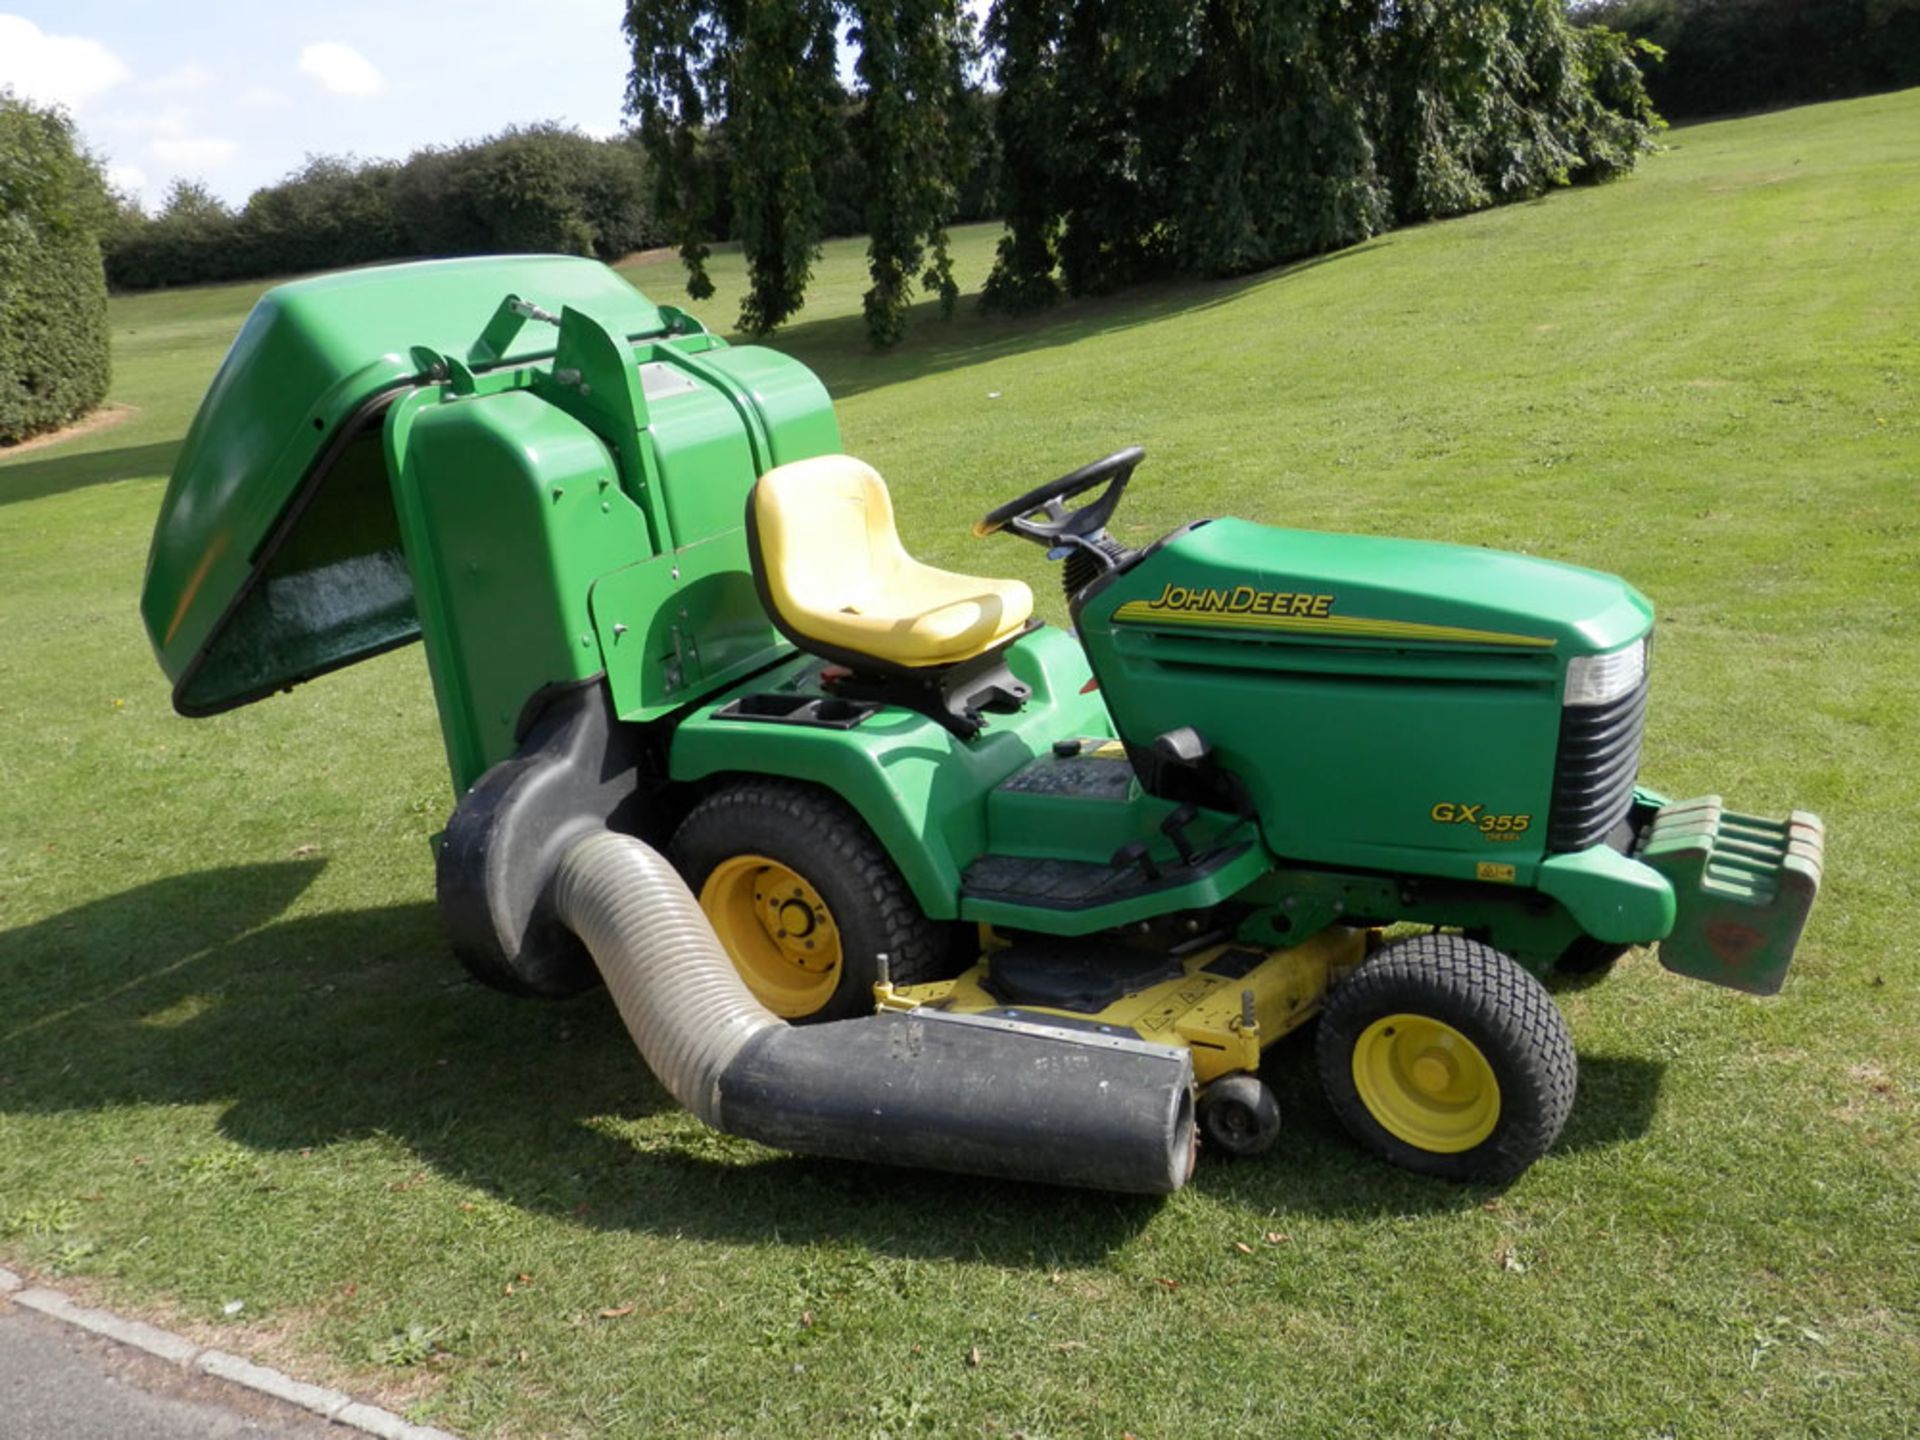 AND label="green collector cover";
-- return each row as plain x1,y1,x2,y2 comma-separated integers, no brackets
141,254,669,713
